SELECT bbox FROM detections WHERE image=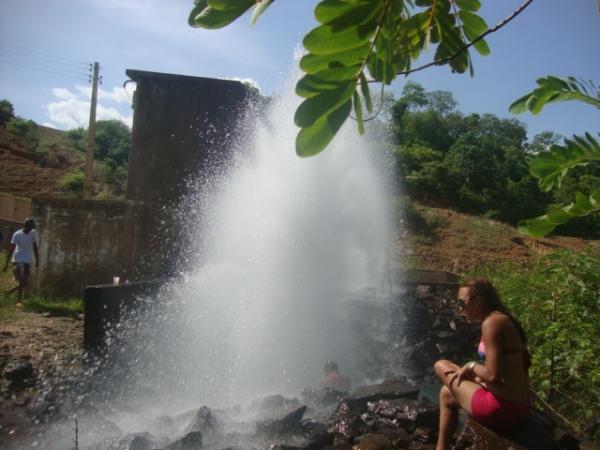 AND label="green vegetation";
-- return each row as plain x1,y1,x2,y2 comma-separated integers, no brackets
472,249,600,437
6,116,39,149
58,170,85,197
67,119,131,197
0,252,83,321
0,99,15,126
510,77,600,236
389,82,600,237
